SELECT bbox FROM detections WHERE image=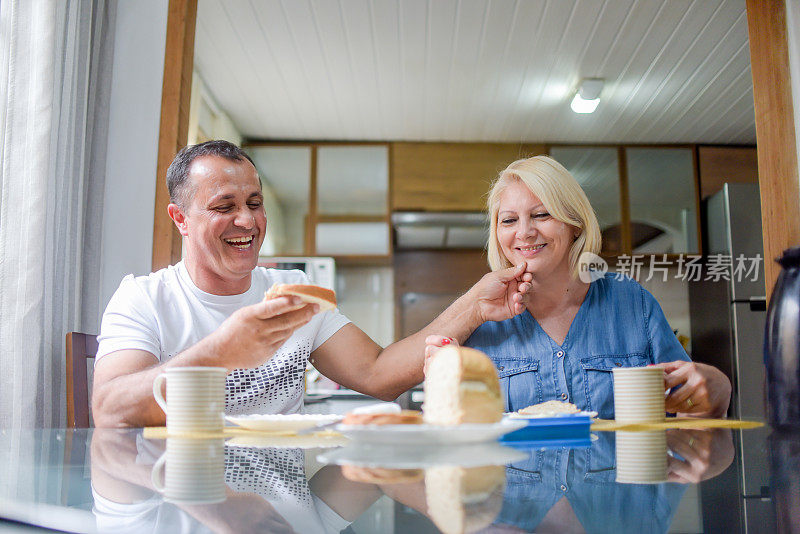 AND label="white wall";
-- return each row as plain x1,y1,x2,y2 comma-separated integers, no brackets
99,1,168,315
